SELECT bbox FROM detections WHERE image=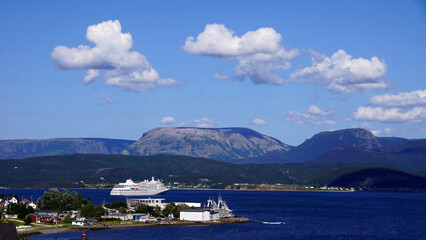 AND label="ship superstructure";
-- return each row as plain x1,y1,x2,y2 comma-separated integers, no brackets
110,177,168,196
